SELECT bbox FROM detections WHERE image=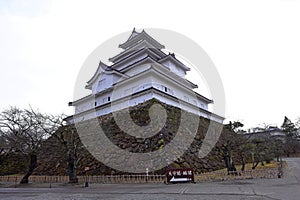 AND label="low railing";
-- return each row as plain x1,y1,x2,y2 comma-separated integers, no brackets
79,174,165,184
195,168,279,182
0,174,165,184
0,175,69,184
0,168,279,184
